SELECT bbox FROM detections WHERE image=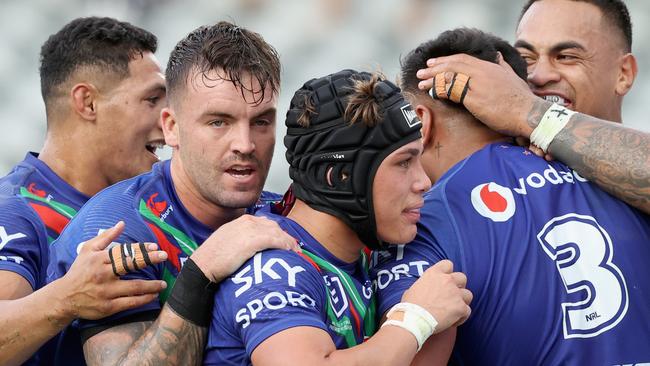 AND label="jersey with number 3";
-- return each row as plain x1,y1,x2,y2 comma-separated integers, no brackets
371,143,650,365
